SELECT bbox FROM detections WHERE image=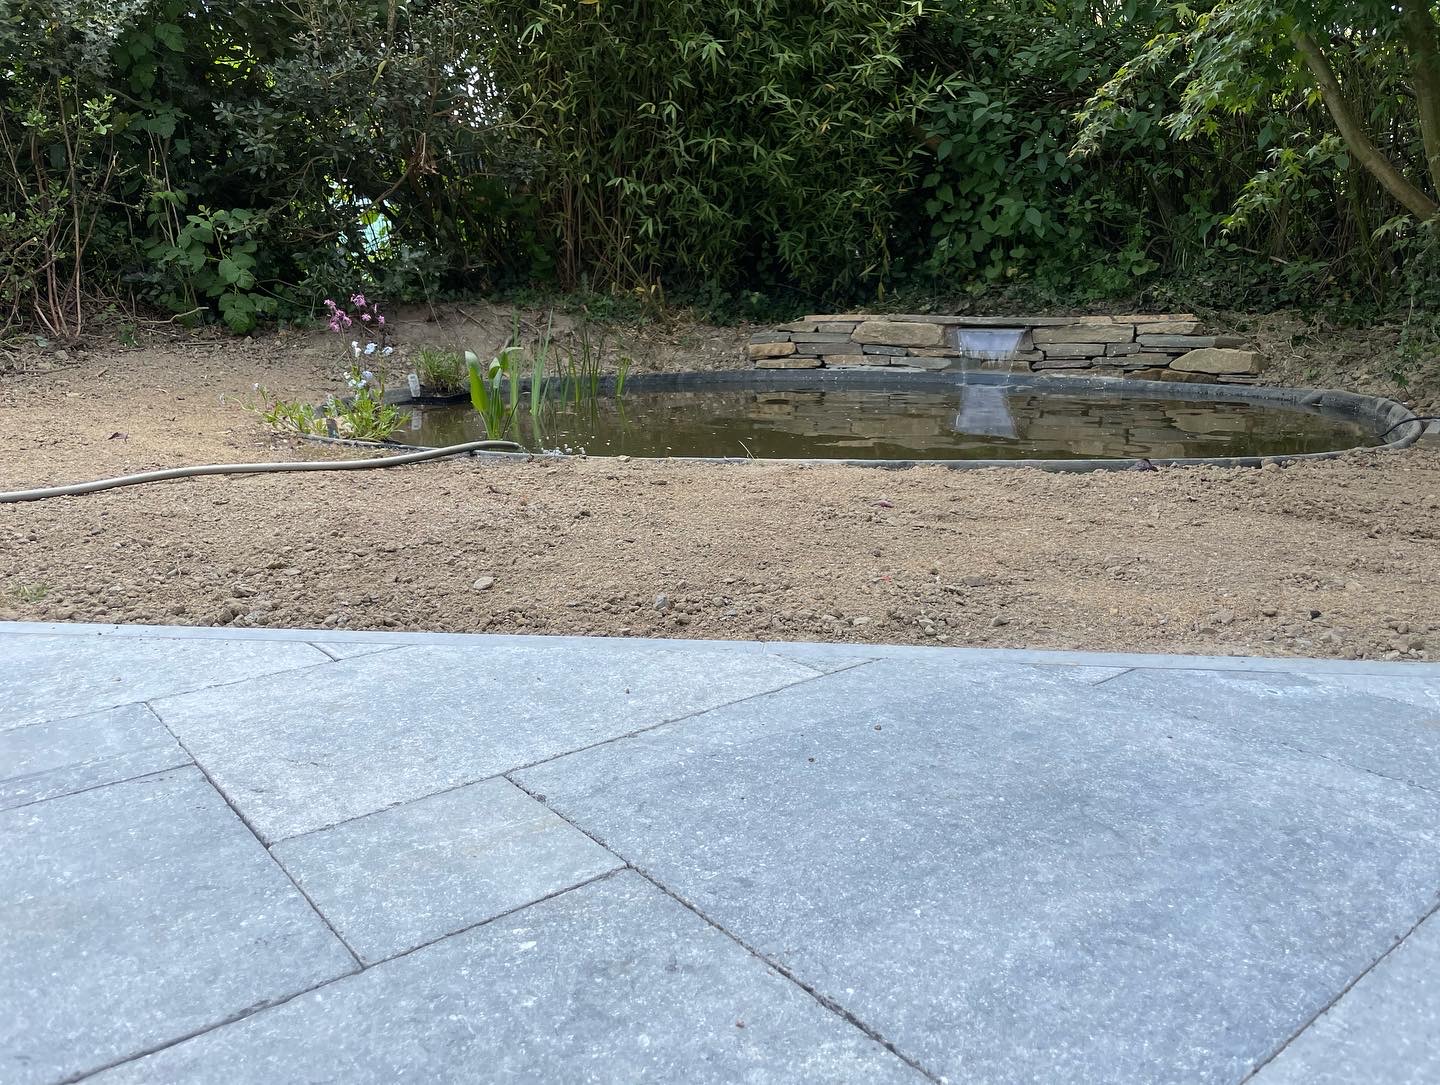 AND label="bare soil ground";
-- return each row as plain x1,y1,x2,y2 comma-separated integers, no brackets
2,304,1437,661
